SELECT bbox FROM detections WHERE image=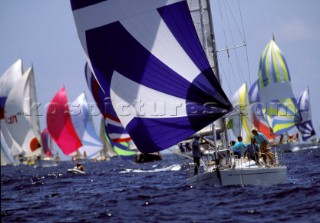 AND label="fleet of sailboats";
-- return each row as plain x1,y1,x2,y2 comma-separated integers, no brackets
1,0,318,189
